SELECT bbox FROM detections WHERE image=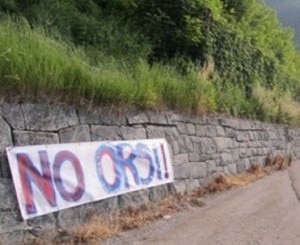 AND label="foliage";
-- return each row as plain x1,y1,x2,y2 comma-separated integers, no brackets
0,18,217,112
0,0,300,124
